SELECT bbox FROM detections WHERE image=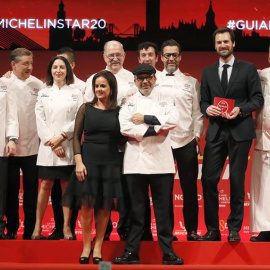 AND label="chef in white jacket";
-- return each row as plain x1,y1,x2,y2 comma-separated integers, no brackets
250,46,270,242
114,64,183,265
159,39,204,241
0,78,19,239
32,56,83,240
47,47,86,240
5,48,44,240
